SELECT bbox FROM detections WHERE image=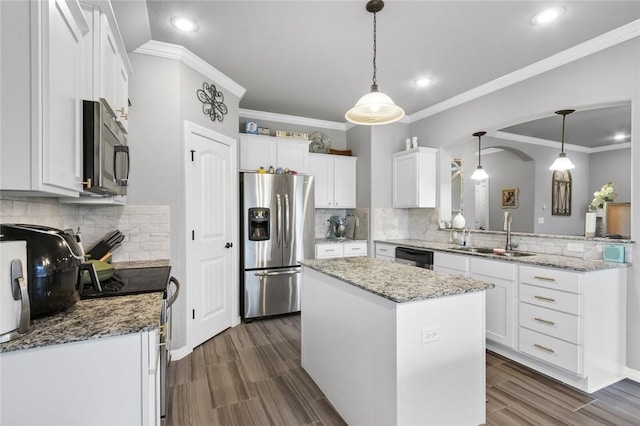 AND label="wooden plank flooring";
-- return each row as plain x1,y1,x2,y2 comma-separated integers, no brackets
167,314,640,426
